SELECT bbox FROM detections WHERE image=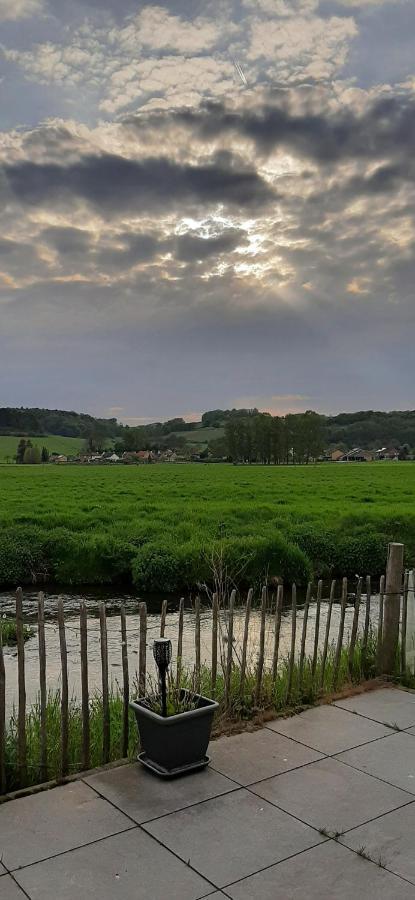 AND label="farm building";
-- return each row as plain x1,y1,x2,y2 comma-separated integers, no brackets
339,448,373,462
374,447,399,460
